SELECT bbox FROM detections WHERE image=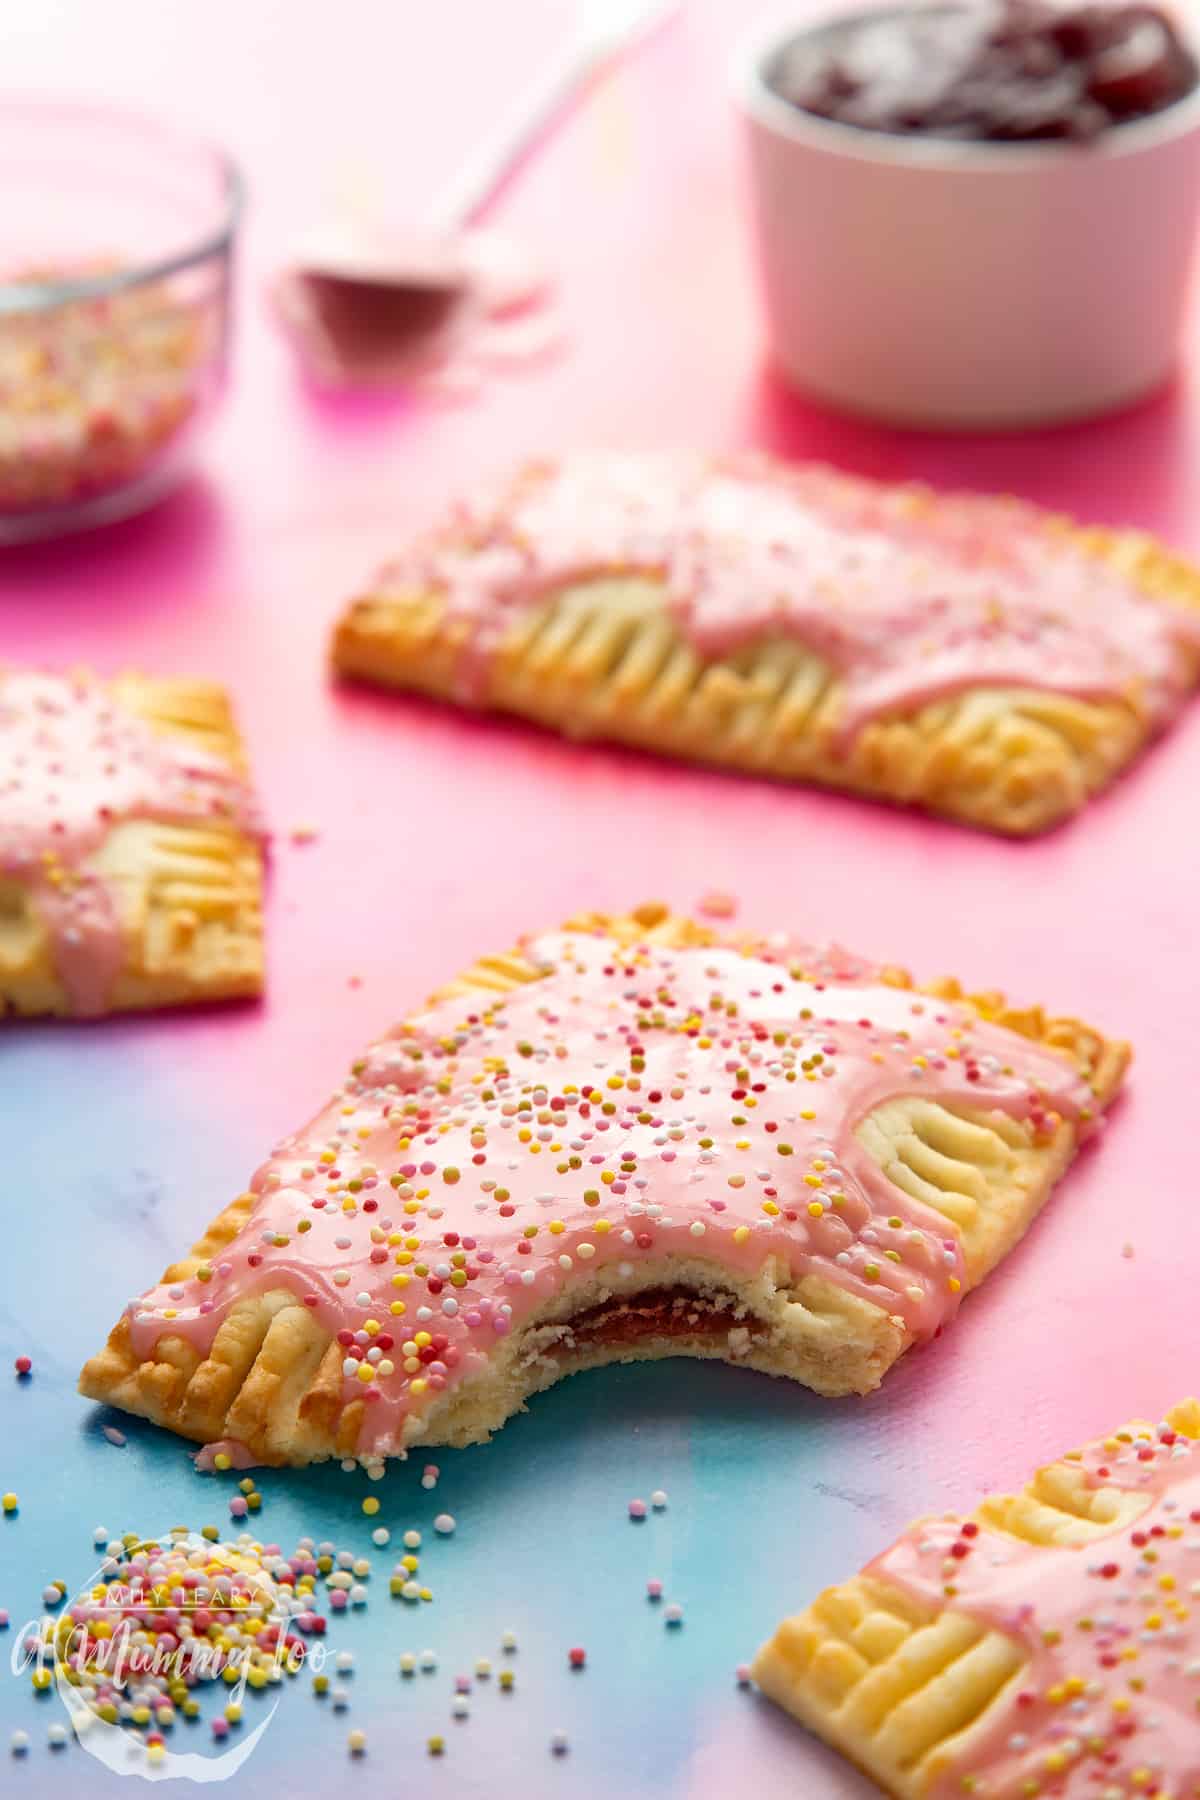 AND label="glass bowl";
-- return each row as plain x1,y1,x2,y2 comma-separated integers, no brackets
0,99,242,543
